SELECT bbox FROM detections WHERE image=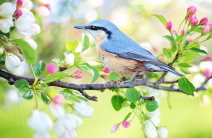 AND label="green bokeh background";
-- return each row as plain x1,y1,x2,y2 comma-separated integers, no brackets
1,0,212,138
